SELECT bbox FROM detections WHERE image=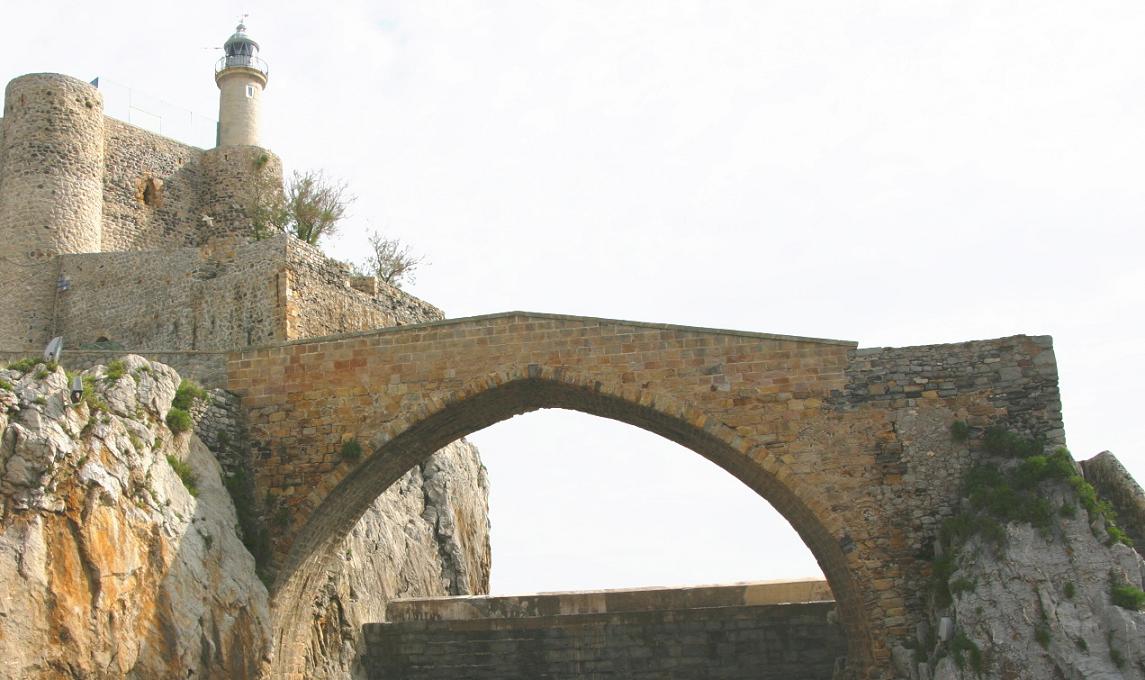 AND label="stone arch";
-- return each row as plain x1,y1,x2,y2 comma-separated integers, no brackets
266,368,872,679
